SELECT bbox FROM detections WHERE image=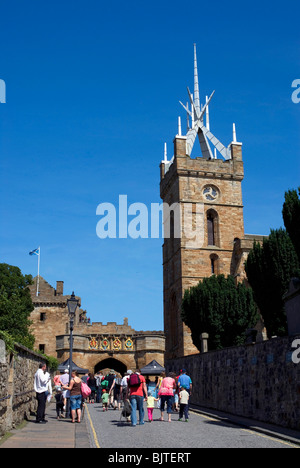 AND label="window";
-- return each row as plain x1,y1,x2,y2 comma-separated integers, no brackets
39,344,45,353
207,209,219,247
207,214,215,245
40,313,46,322
211,257,215,274
170,211,174,240
210,254,219,275
203,185,218,202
